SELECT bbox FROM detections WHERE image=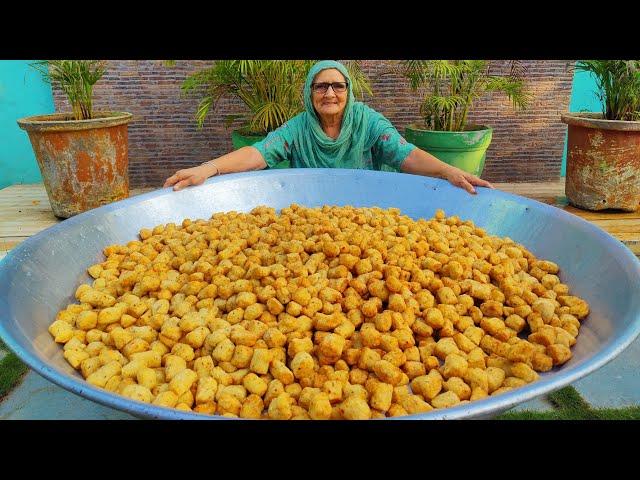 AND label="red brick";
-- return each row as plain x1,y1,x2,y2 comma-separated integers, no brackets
52,60,572,187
